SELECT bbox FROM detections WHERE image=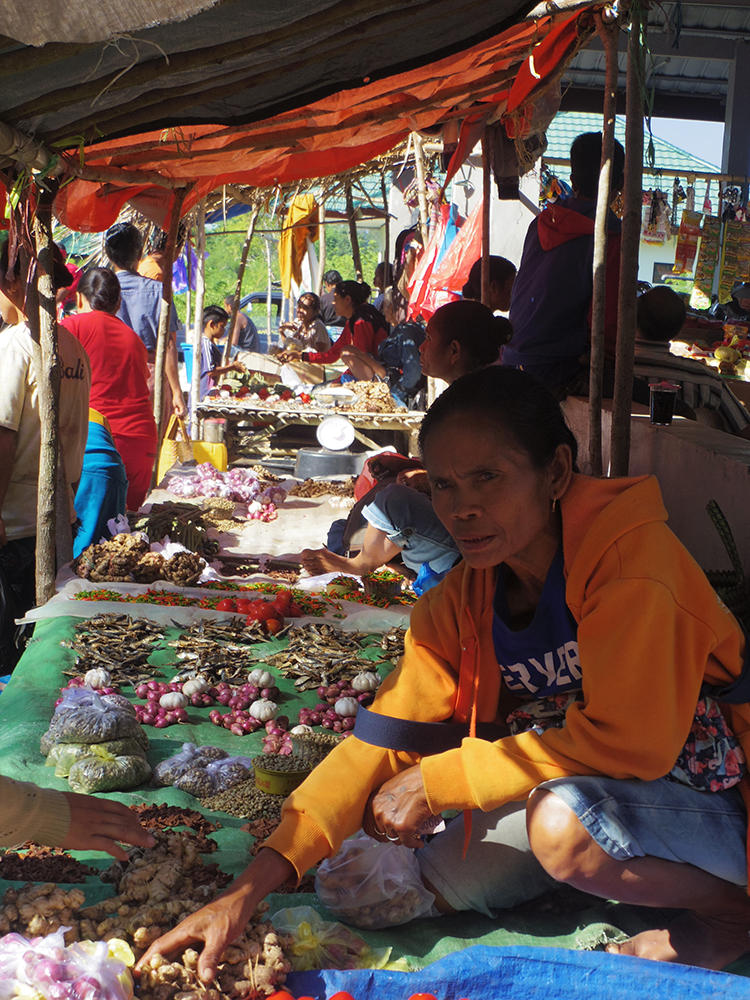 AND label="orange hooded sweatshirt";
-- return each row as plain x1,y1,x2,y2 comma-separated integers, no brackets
265,474,749,880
